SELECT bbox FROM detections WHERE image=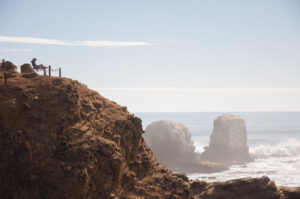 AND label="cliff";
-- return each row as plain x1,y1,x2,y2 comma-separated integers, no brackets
0,61,299,199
